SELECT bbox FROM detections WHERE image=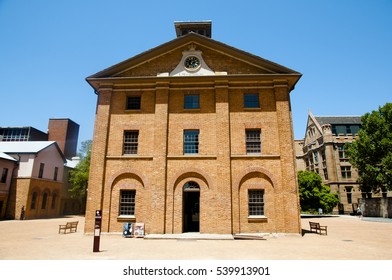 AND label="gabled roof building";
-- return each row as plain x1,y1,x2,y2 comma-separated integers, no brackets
0,141,65,219
0,119,82,219
295,112,390,214
85,21,302,235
